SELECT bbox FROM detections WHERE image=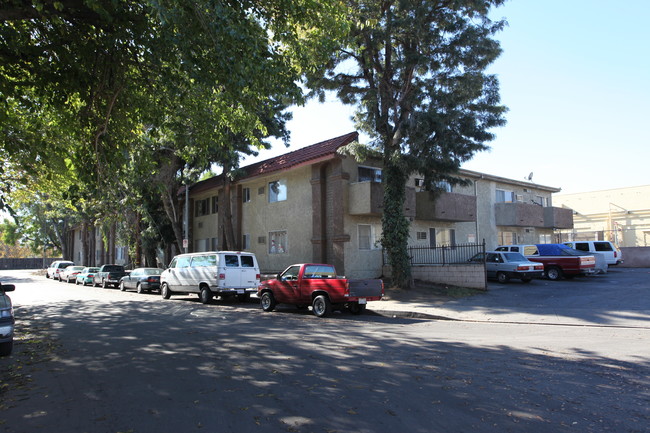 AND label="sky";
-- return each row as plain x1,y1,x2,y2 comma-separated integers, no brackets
242,0,650,195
